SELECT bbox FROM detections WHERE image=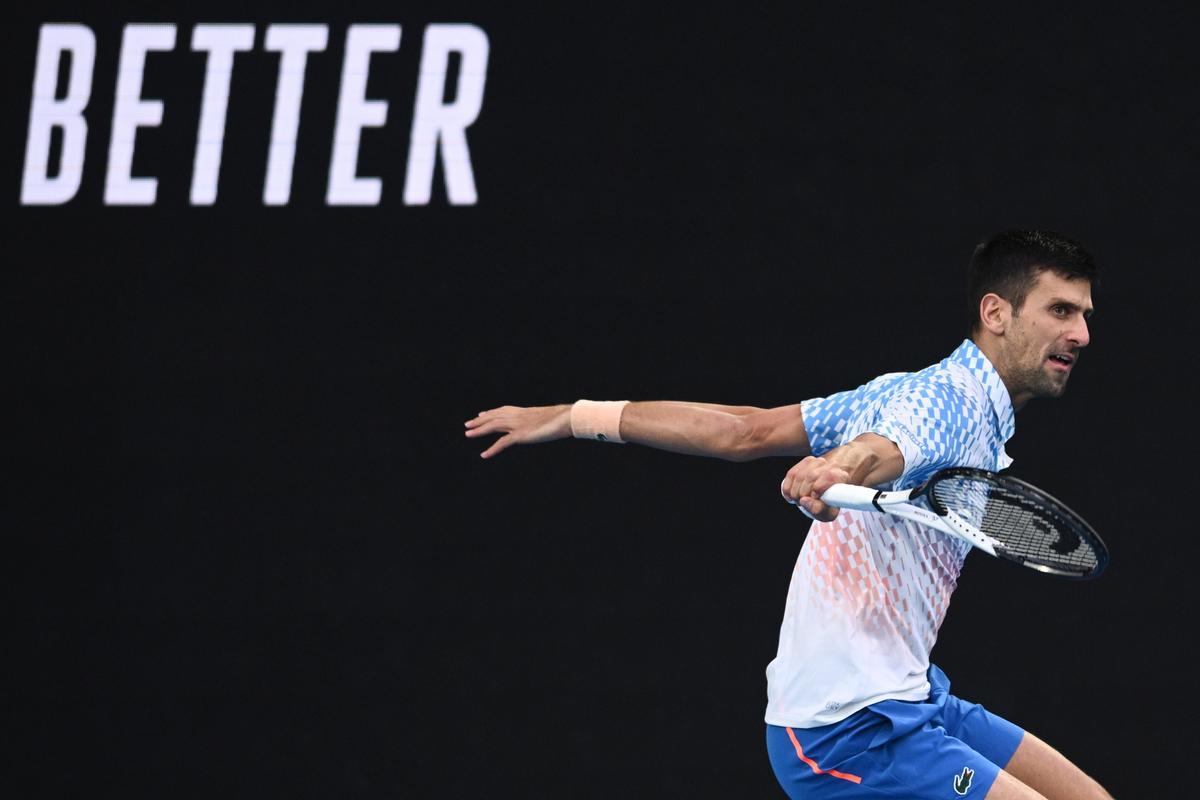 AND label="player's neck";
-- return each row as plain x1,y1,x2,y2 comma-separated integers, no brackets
969,333,1031,411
